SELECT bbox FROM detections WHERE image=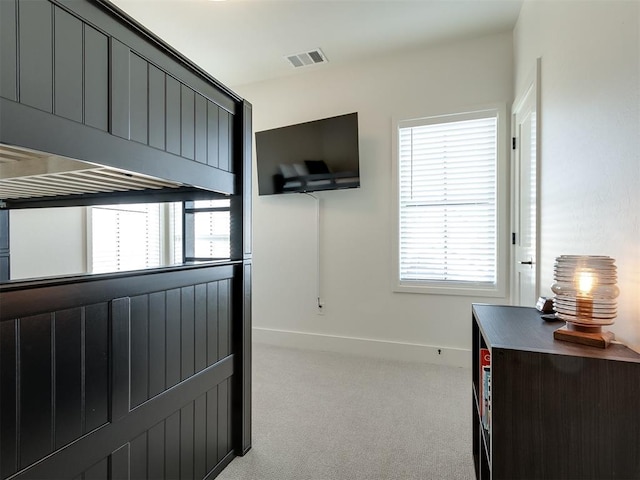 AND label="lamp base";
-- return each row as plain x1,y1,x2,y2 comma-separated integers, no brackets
553,324,615,348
